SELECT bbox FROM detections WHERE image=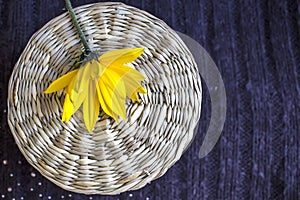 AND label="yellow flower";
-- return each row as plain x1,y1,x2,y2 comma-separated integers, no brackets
44,48,147,132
